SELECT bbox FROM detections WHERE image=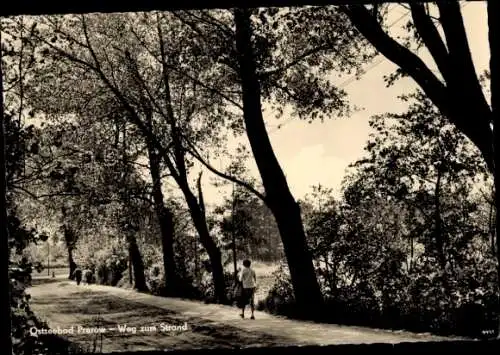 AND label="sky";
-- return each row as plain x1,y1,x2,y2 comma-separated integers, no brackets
176,1,490,209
